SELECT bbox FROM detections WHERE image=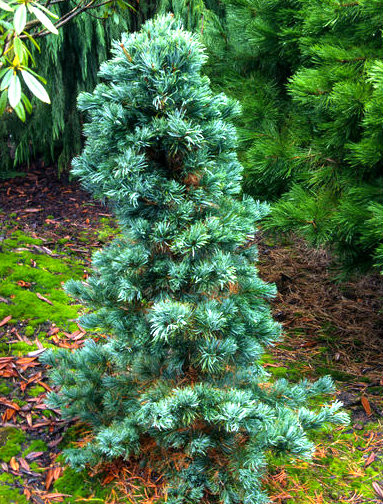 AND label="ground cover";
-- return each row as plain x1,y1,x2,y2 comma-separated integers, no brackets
0,168,382,504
